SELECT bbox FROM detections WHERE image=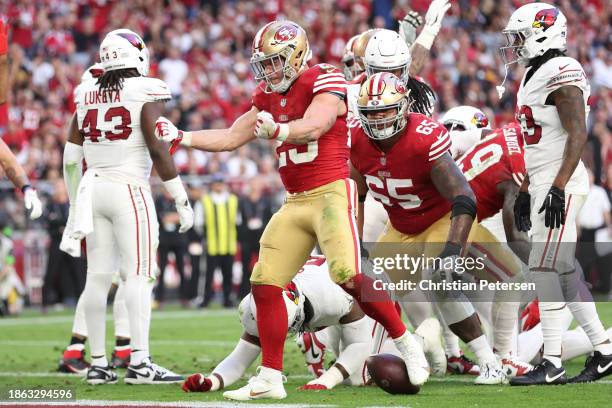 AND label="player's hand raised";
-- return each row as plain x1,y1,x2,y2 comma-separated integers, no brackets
538,186,565,229
182,373,213,392
514,191,532,232
23,185,43,220
398,11,422,46
255,111,288,141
